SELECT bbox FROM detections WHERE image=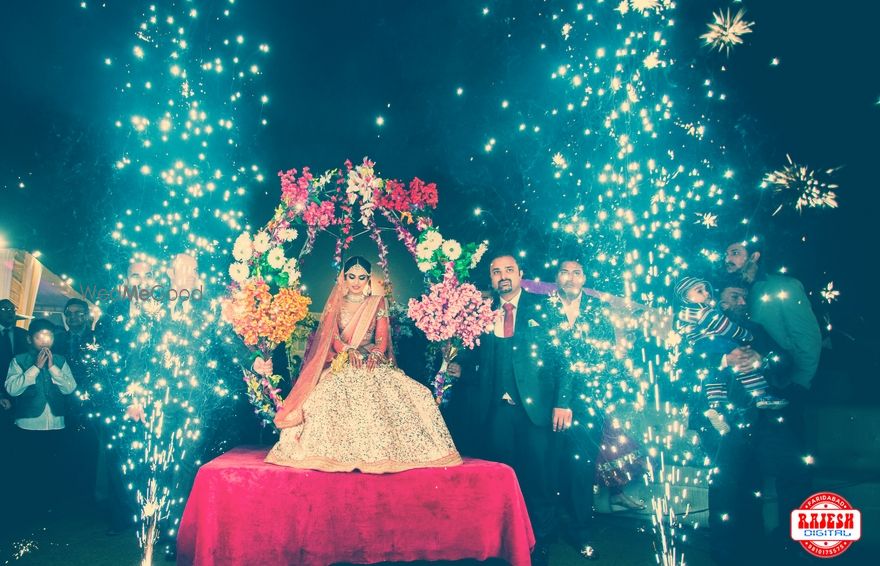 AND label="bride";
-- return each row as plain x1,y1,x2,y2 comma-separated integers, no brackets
266,256,462,473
